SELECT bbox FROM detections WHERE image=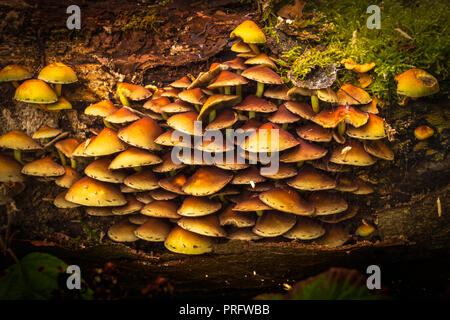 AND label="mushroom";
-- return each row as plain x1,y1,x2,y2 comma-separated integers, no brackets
108,219,139,242
286,164,336,191
14,79,58,109
259,163,297,180
232,194,272,217
21,156,65,177
112,195,144,215
309,192,348,215
152,151,186,174
104,107,140,126
38,62,77,96
198,94,239,123
55,165,82,188
283,217,326,240
177,215,226,238
330,140,376,166
84,100,119,128
258,187,314,216
252,211,296,237
116,82,152,107
363,140,394,161
240,122,299,153
181,167,233,196
43,96,72,111
0,130,42,164
177,196,222,217
65,177,127,207
54,138,80,168
346,113,387,140
219,205,256,228
230,166,266,185
169,76,192,89
0,154,25,183
128,214,150,225
296,123,332,143
148,189,179,201
267,104,300,130
159,173,188,195
123,169,159,191
205,109,238,131
117,117,163,151
0,64,32,88
143,97,171,120
84,158,127,183
319,205,359,224
233,95,277,120
164,226,213,255
134,218,171,242
230,20,266,55
230,39,253,54
109,147,162,170
315,225,350,248
279,138,328,166
85,207,115,217
54,190,80,209
141,200,181,218
394,68,439,105
355,222,376,237
177,88,207,112
414,125,434,140
85,128,127,157
245,53,277,70
227,228,262,241
32,125,62,141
